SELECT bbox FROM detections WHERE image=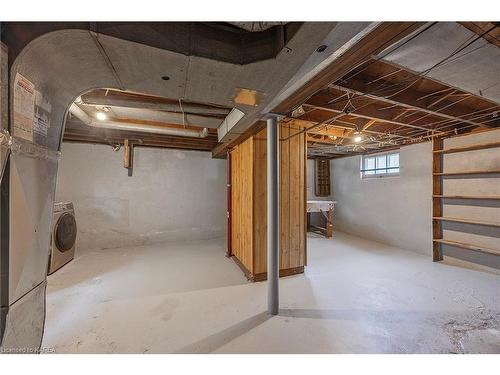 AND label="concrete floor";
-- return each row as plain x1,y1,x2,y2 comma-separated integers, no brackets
42,233,500,354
